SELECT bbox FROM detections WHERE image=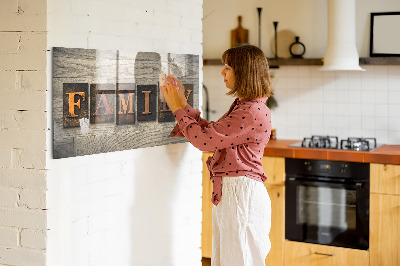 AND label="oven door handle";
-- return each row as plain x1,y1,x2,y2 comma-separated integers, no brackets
287,177,364,189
